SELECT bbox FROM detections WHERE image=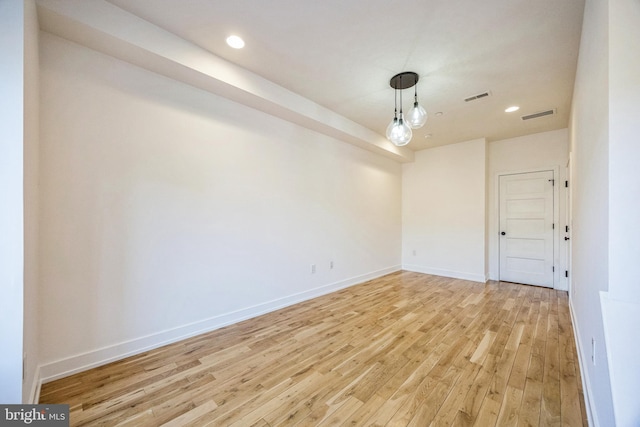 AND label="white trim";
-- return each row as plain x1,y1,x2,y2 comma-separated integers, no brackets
38,265,401,383
27,365,41,404
494,166,563,289
402,264,487,283
565,154,573,292
570,297,598,427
